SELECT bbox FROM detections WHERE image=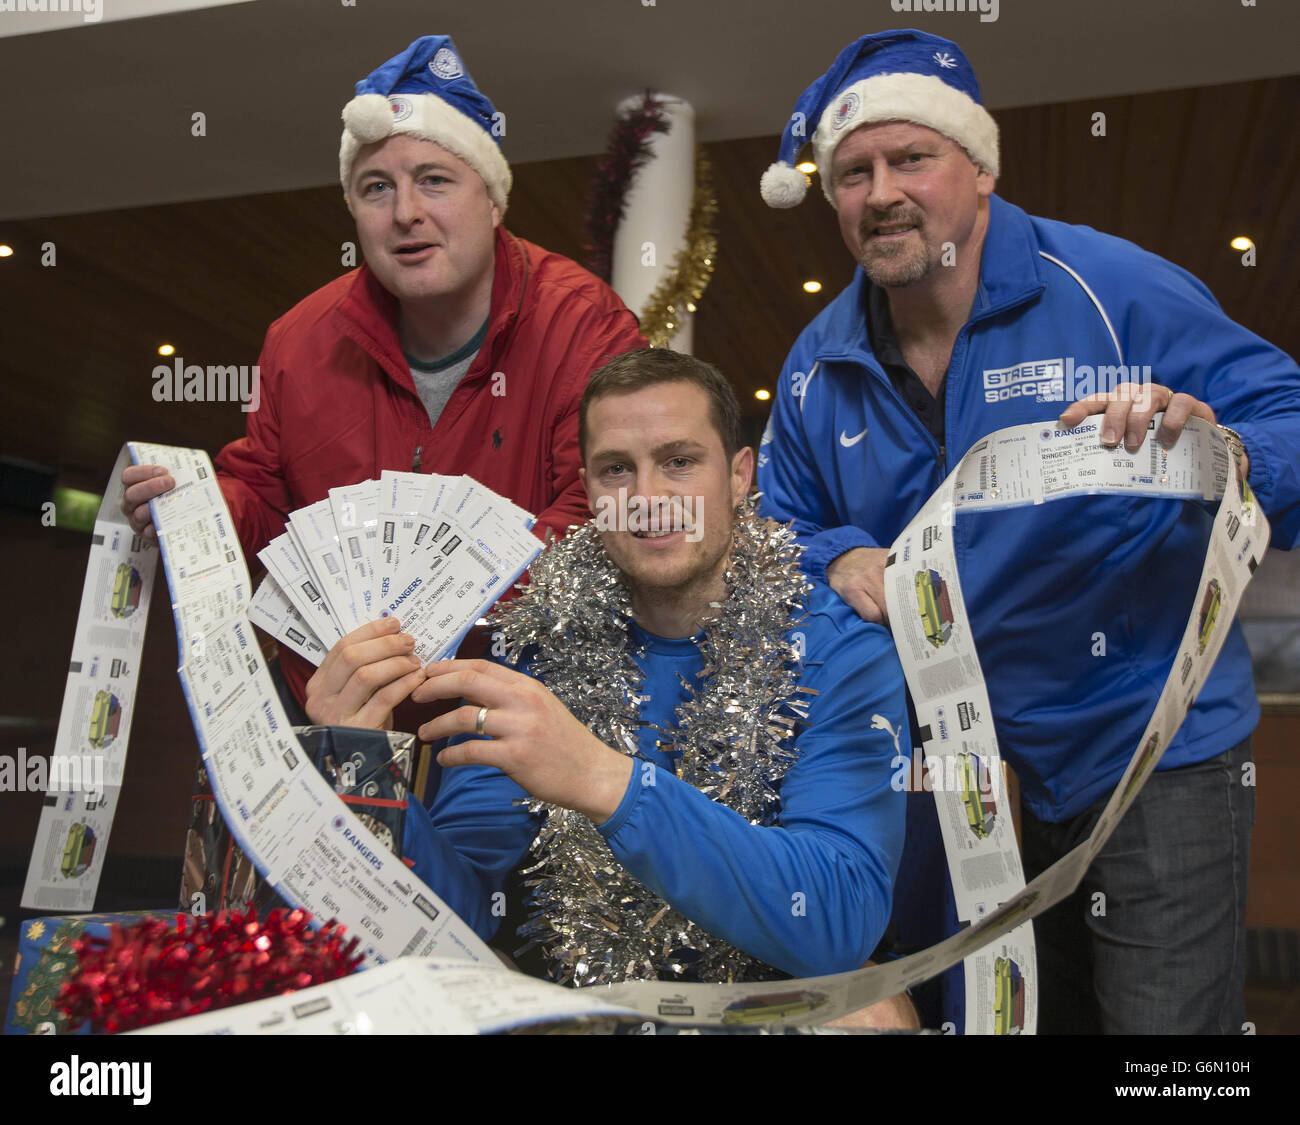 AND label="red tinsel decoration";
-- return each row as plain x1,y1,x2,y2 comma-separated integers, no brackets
57,908,363,1034
581,92,670,282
